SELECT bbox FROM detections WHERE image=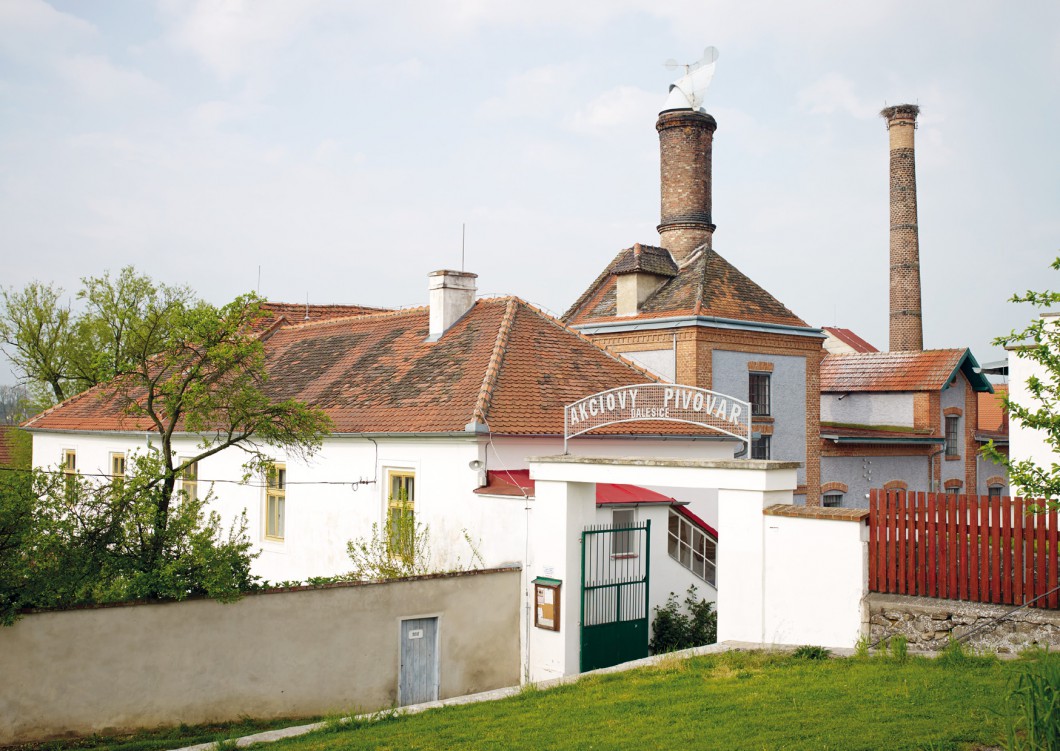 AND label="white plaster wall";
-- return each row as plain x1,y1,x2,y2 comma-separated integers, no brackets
29,429,735,623
622,349,676,382
761,515,868,648
1009,348,1054,477
820,392,914,427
